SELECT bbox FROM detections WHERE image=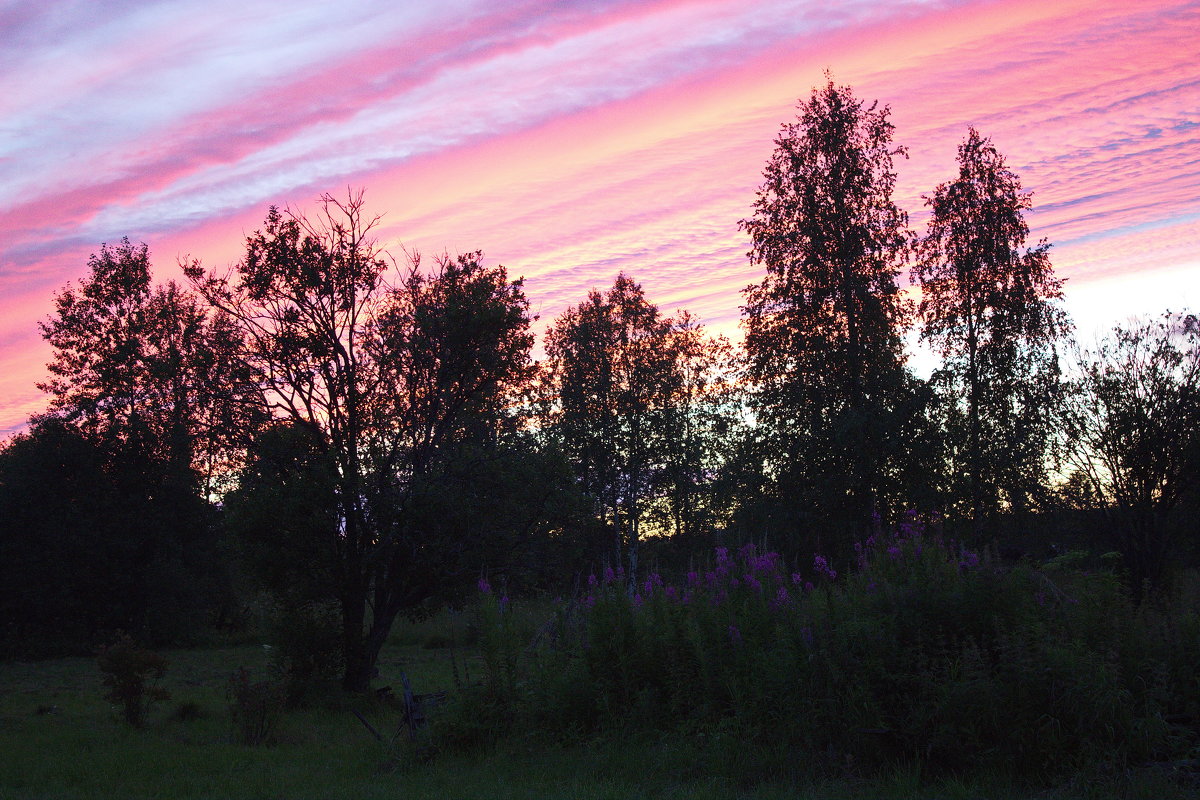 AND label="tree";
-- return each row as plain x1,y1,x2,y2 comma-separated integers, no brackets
740,76,913,543
186,191,536,691
38,238,254,496
651,312,742,544
1059,312,1200,592
8,240,247,652
542,274,679,581
915,128,1070,528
